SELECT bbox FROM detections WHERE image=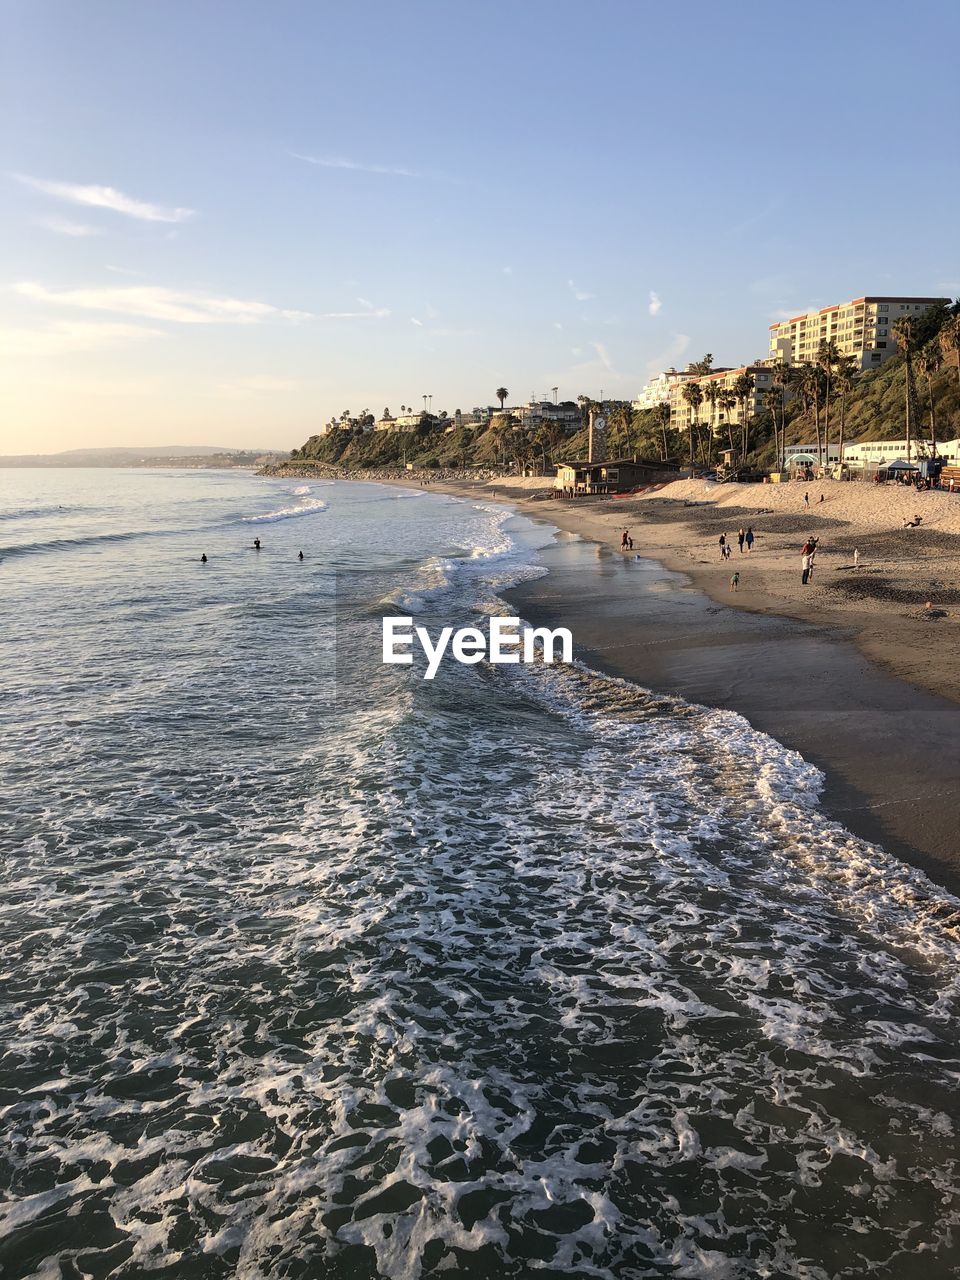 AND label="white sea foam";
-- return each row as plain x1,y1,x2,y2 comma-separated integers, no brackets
4,476,960,1279
242,497,328,522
